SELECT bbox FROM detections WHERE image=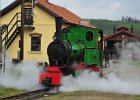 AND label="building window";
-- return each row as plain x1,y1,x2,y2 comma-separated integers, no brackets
31,37,41,51
30,33,42,51
24,8,33,25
